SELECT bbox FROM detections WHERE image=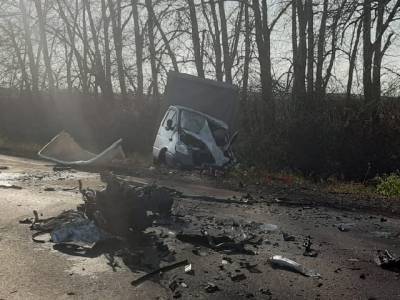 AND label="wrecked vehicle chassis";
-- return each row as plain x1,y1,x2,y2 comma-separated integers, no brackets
80,173,174,235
